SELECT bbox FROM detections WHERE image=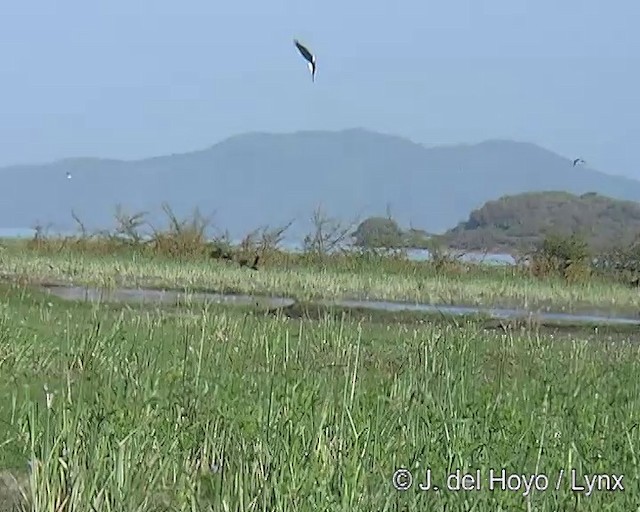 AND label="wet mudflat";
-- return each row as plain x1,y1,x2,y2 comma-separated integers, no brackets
40,284,295,308
41,284,640,326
